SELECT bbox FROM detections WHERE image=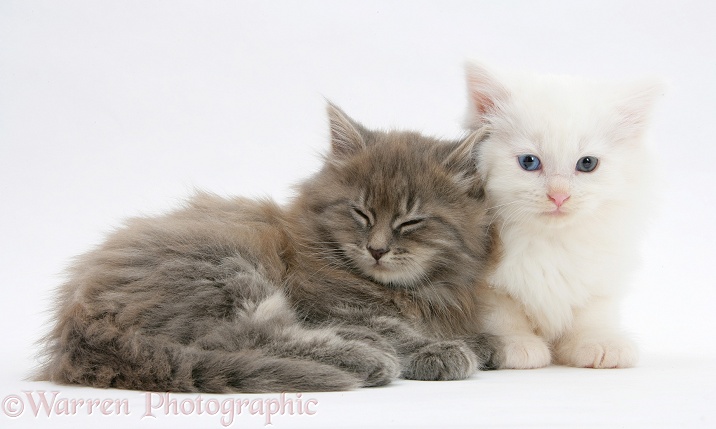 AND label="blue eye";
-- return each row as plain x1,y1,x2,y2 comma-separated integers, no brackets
576,156,598,172
517,155,541,171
